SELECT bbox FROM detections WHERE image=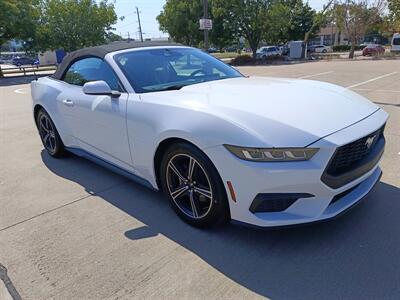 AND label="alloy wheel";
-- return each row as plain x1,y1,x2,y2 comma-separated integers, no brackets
38,114,57,153
166,153,213,219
